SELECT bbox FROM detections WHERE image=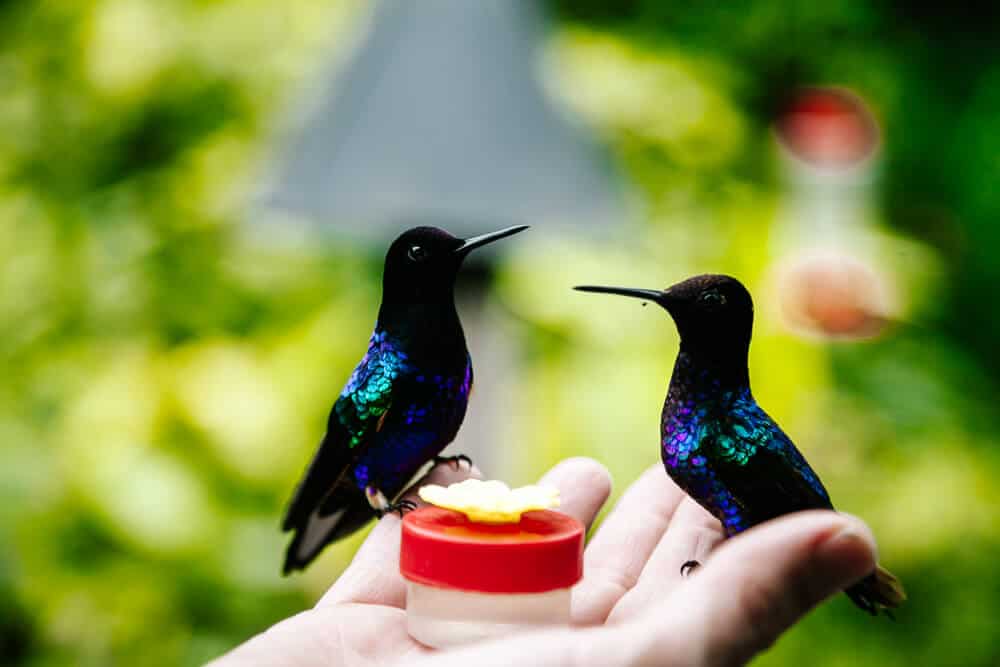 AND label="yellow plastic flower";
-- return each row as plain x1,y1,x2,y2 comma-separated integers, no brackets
418,479,560,524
